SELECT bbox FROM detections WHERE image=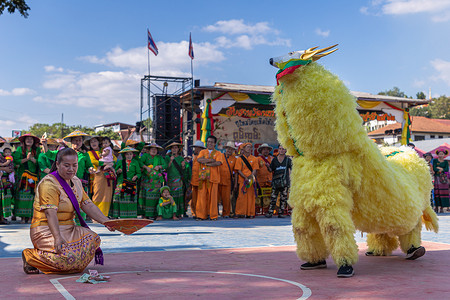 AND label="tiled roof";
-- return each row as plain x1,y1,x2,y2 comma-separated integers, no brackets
368,116,450,136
